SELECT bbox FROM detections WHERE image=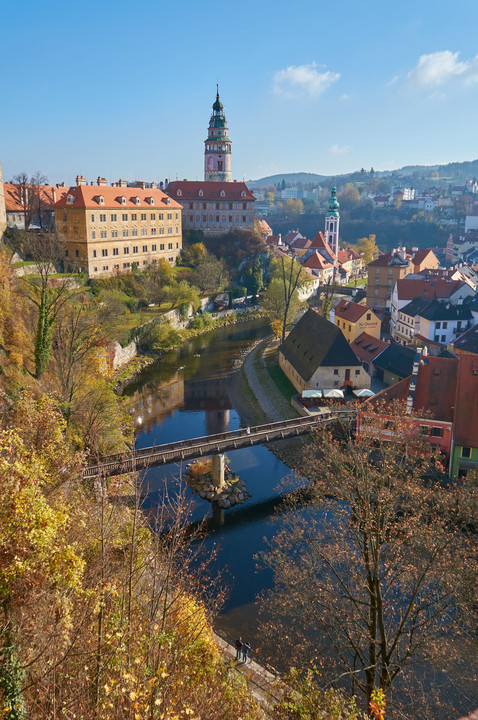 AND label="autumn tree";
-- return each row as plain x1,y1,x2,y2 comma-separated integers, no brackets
338,184,361,211
21,231,69,378
284,198,304,215
357,235,379,264
191,255,229,293
260,403,478,716
262,255,310,342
